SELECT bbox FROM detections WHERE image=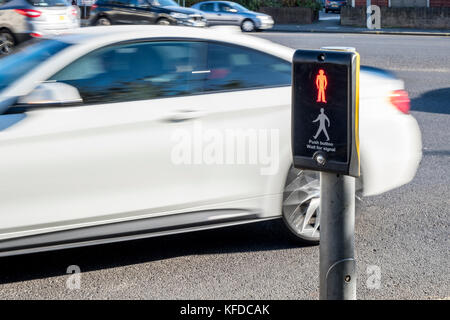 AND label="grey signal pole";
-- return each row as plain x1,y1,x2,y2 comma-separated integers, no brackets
319,172,356,300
